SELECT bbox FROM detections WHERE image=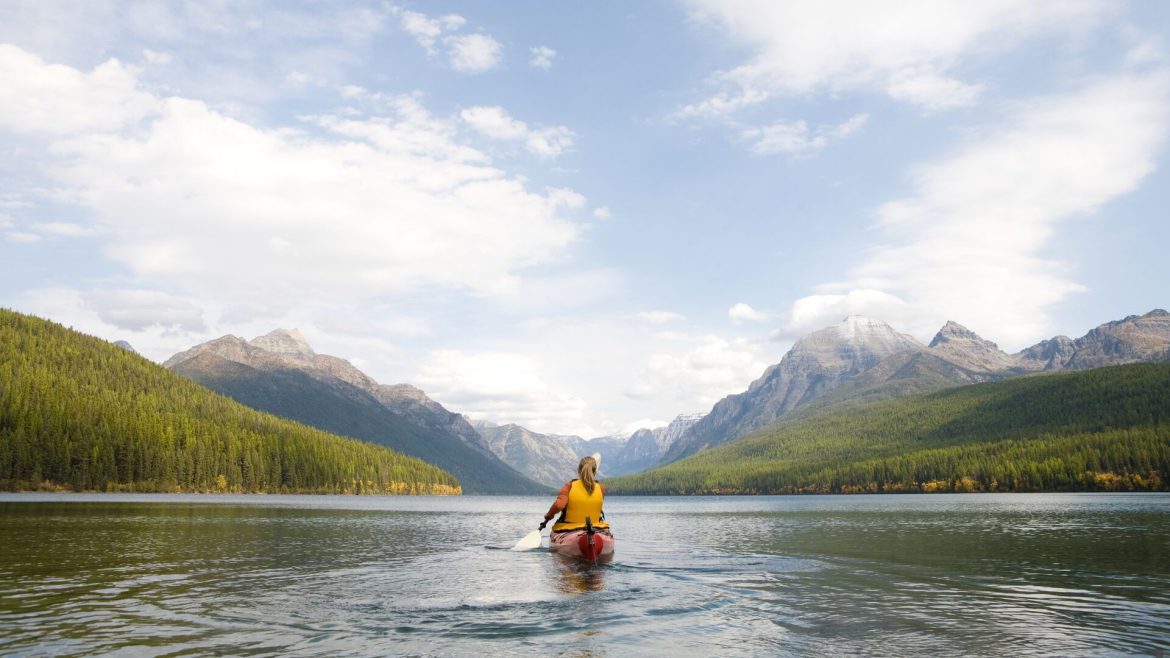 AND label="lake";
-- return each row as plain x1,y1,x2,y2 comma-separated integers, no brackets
2,493,1168,656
